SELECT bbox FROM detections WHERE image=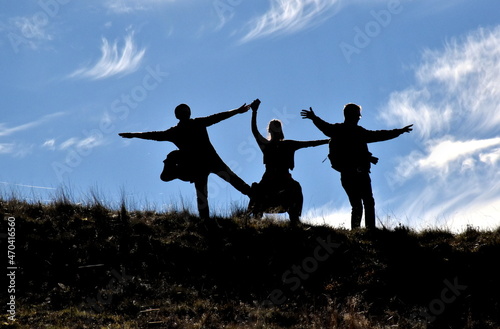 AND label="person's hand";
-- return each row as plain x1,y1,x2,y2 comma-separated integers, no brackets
236,103,250,113
250,99,261,112
119,132,134,138
401,124,413,133
300,107,316,120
